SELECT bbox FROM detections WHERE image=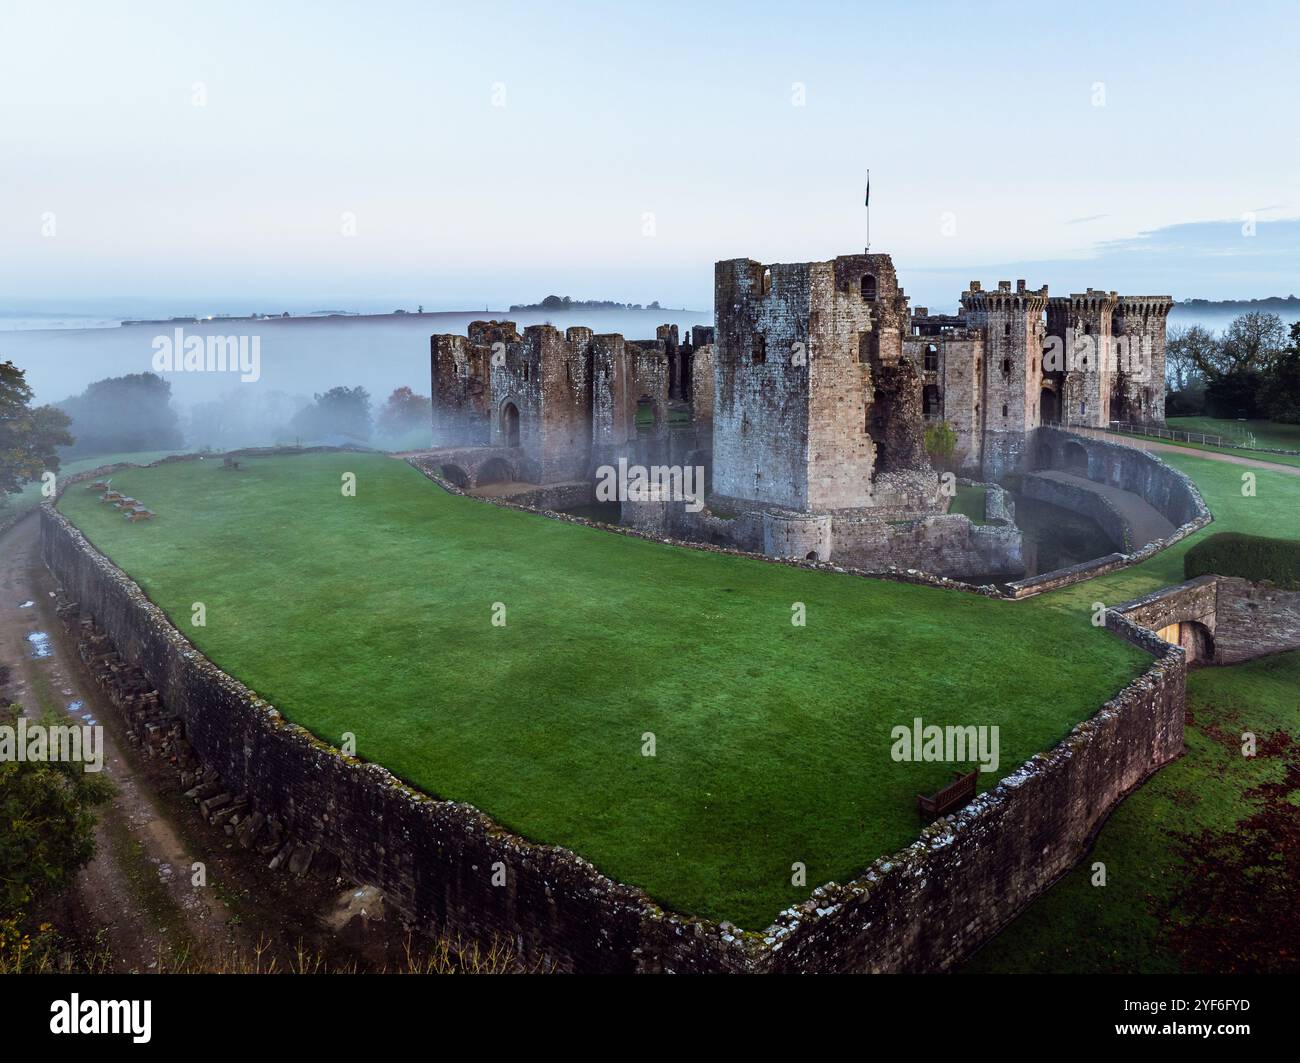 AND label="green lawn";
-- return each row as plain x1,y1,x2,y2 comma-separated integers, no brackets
947,485,989,524
2,451,190,522
969,452,1300,971
1114,430,1300,469
1167,416,1300,453
57,452,1148,928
